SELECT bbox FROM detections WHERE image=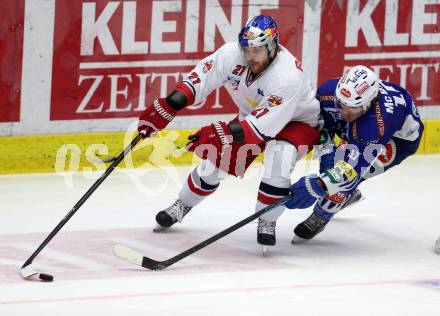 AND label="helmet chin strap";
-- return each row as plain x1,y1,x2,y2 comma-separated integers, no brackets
269,41,279,59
